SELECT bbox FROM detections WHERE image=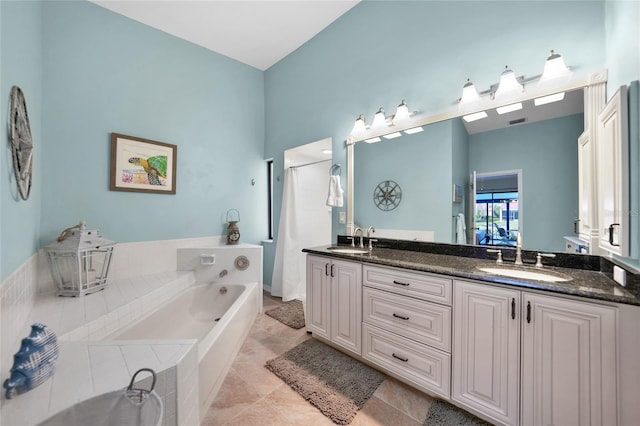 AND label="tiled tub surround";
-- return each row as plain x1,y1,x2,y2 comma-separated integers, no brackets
309,236,640,306
0,237,263,426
